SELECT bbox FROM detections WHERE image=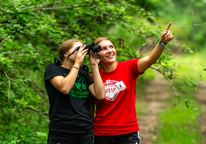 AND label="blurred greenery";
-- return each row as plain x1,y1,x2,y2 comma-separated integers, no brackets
174,52,206,82
129,0,206,55
154,82,205,144
0,0,205,143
